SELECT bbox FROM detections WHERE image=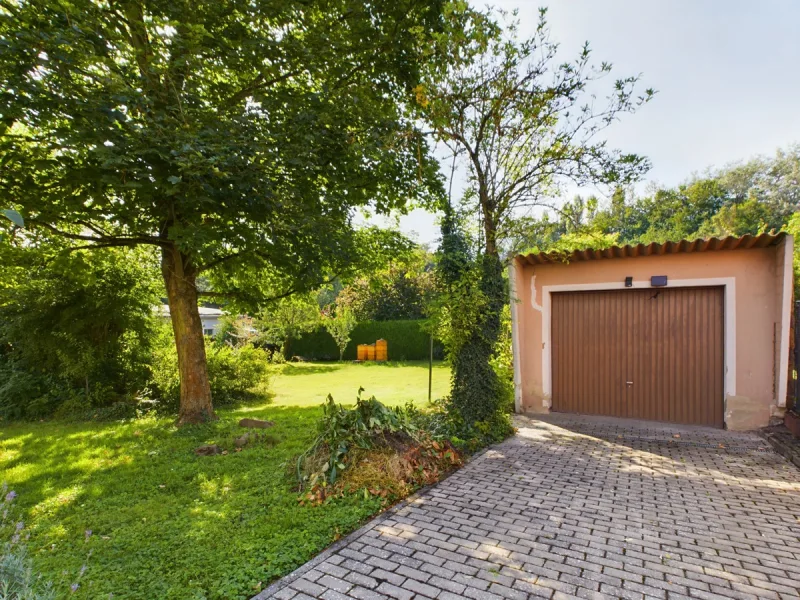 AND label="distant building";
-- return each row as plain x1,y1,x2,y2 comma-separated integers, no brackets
155,305,225,336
